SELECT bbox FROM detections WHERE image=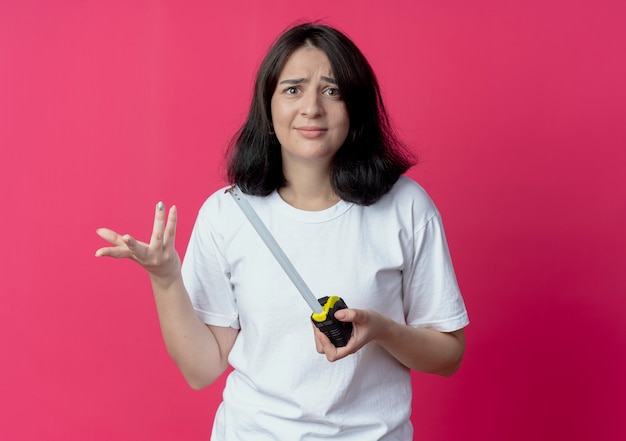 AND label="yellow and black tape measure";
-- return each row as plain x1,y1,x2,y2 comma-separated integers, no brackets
311,296,353,348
